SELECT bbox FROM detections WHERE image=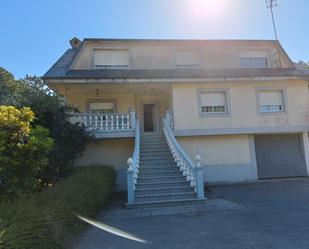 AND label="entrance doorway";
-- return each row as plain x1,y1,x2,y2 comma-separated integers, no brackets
143,104,157,132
